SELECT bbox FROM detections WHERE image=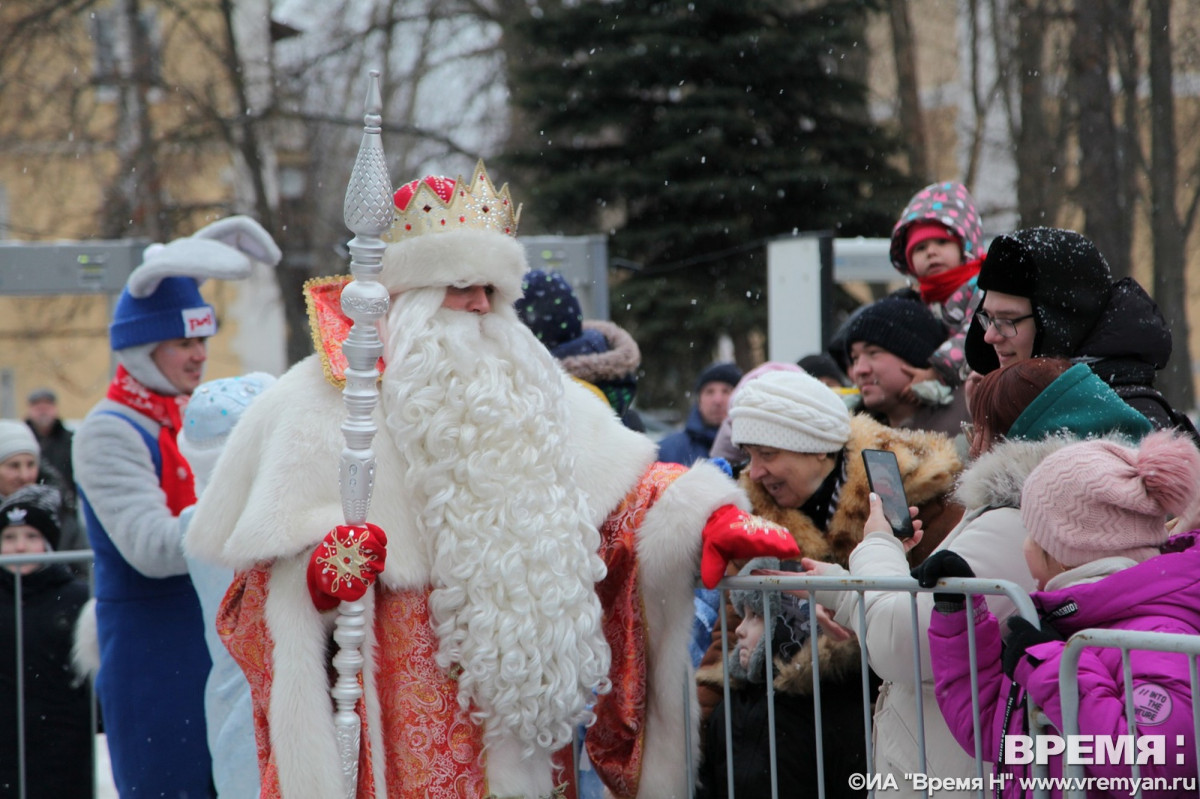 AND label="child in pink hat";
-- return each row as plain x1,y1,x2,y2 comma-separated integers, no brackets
920,430,1200,795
